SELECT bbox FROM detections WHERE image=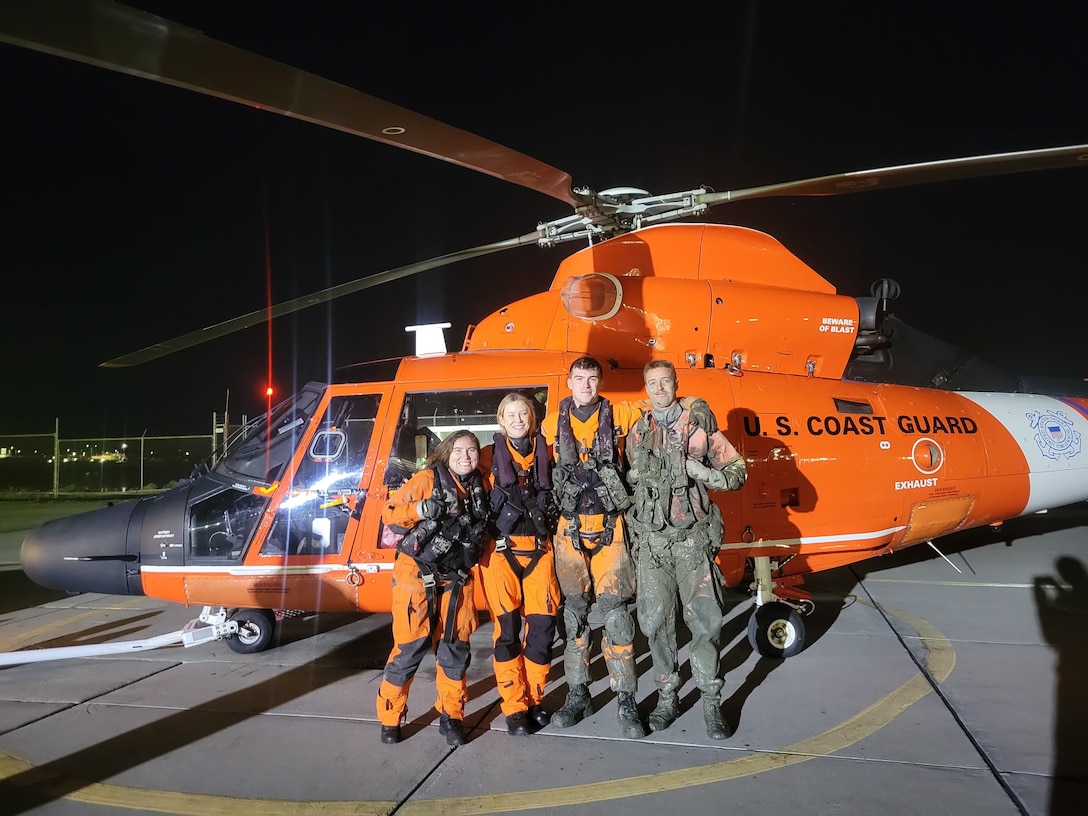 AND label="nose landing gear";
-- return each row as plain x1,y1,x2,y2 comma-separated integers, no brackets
198,606,278,654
